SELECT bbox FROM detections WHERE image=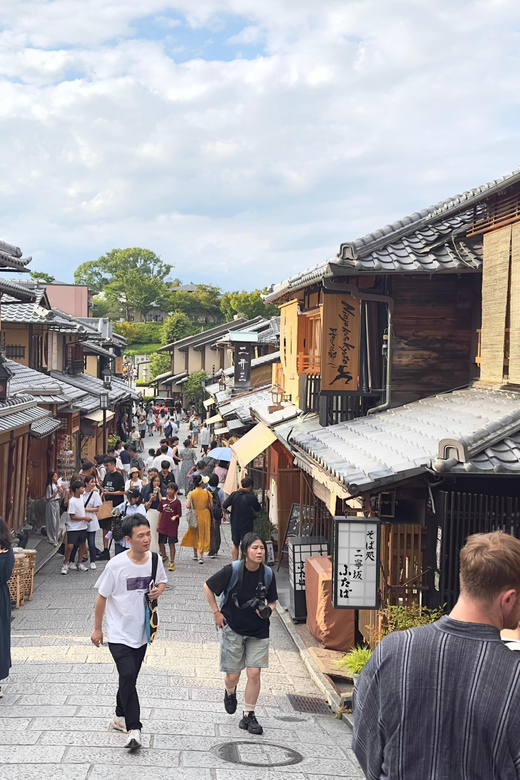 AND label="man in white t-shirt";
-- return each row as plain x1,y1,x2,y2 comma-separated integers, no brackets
91,514,167,750
61,480,91,575
152,444,175,472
